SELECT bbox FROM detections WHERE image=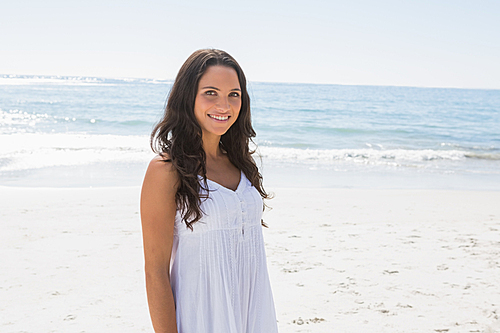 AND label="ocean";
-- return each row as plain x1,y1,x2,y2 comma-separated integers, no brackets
1,74,499,190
